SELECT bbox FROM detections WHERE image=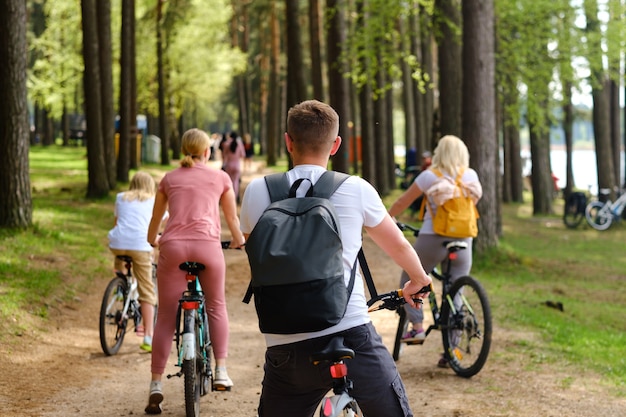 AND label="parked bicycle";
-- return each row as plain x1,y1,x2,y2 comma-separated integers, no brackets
585,187,626,231
166,241,233,417
563,190,588,229
99,255,157,356
381,222,492,378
